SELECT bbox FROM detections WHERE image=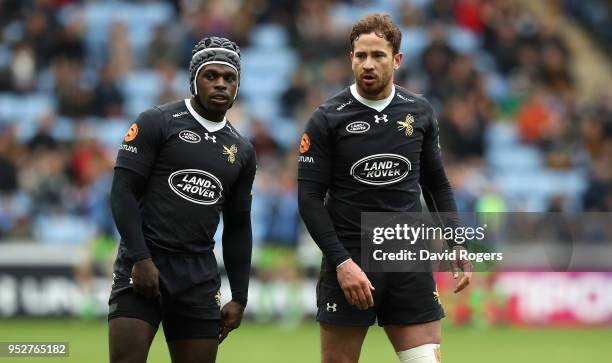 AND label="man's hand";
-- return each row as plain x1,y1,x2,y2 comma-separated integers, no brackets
131,258,160,298
336,259,375,310
451,246,472,293
219,300,245,343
